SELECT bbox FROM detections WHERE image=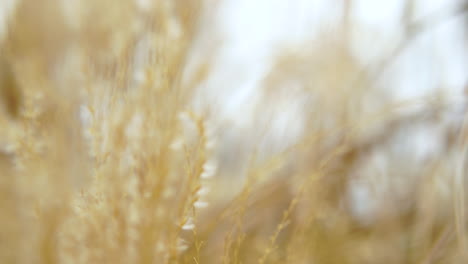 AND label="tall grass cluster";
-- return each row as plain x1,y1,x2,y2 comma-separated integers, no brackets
0,0,467,263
